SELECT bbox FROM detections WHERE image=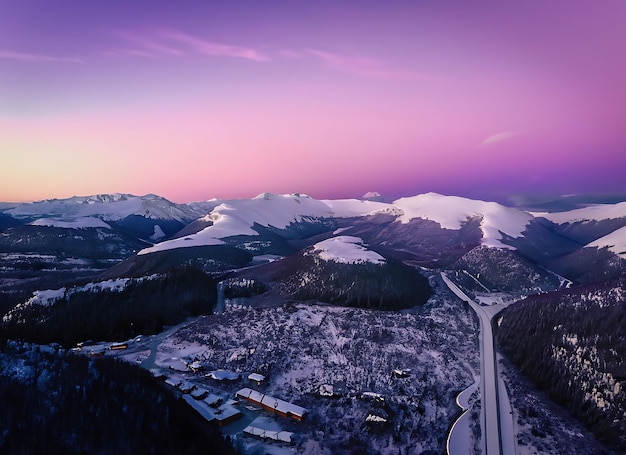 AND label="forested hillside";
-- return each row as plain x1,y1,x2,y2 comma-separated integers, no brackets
244,252,432,310
495,275,626,450
1,267,218,346
0,342,236,454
